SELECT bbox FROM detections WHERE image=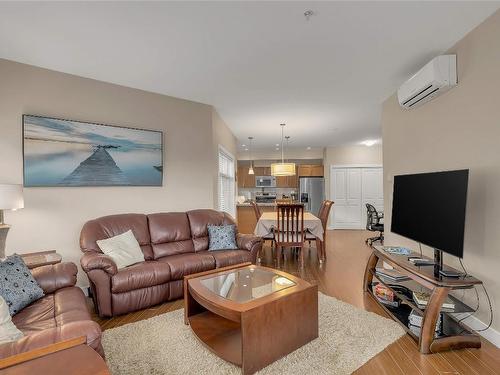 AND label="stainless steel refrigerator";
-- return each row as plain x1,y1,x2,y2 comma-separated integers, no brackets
299,177,325,215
